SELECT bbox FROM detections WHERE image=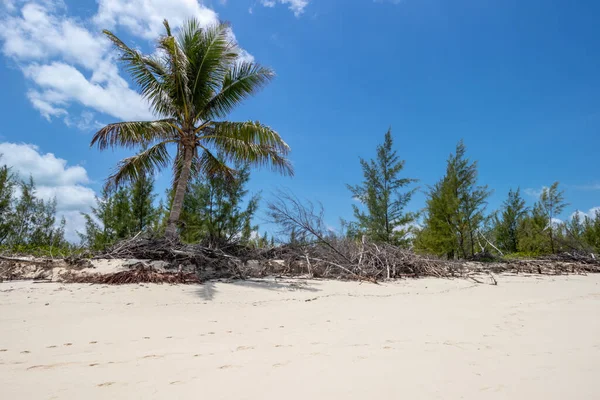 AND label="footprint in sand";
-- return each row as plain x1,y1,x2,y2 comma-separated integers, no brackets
46,345,57,349
27,362,73,370
89,363,99,367
142,354,163,359
97,382,115,387
89,341,98,344
0,349,7,352
218,365,235,369
272,362,290,367
20,350,30,354
235,346,254,351
64,343,72,347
